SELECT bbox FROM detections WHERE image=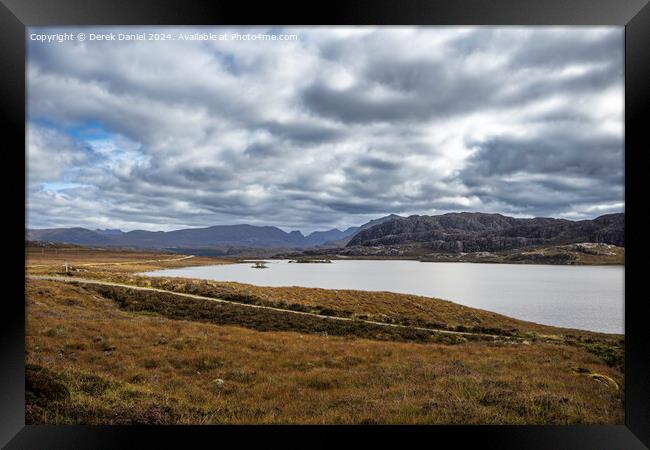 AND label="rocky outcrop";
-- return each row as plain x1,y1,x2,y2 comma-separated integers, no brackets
347,212,624,251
